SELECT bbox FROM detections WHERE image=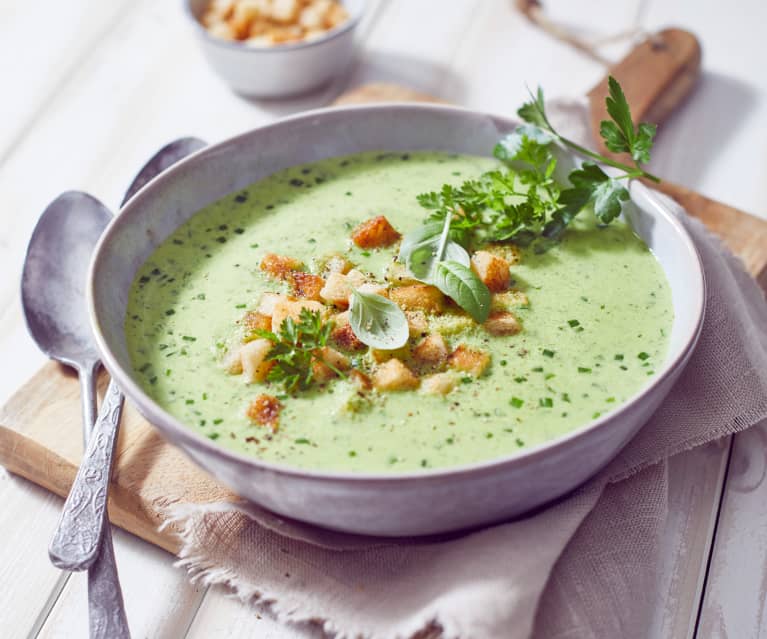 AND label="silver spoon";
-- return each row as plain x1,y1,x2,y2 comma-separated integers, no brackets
21,191,131,638
48,136,209,572
23,137,206,636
